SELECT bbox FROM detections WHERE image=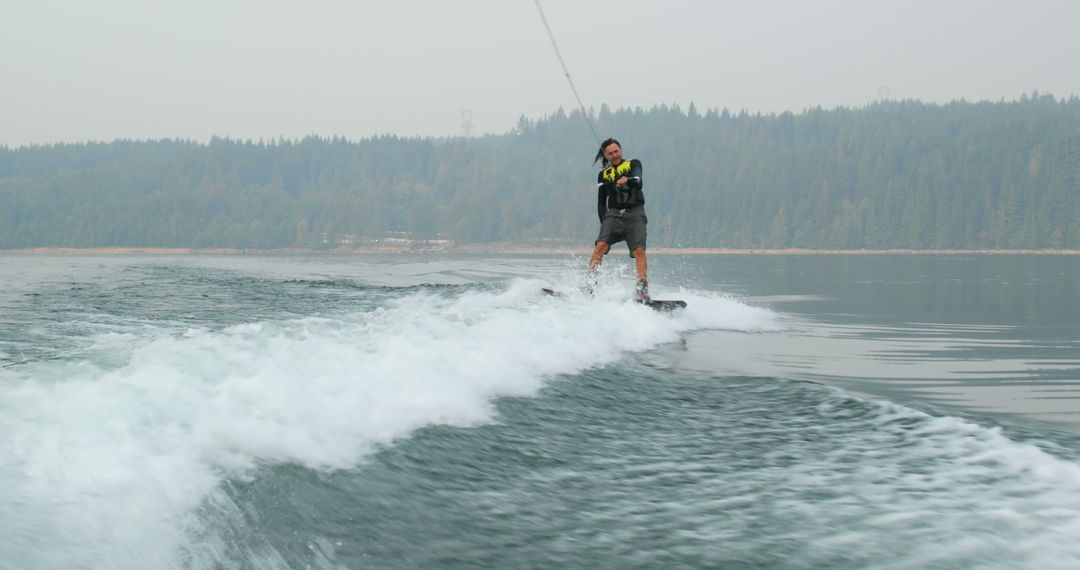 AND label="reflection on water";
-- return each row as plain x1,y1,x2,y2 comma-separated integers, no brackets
677,322,1080,430
671,255,1080,432
670,254,1080,326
